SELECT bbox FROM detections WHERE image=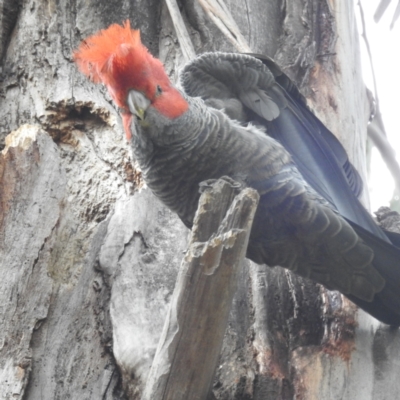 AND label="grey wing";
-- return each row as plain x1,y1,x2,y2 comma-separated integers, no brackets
181,52,400,325
180,52,361,207
180,52,286,121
